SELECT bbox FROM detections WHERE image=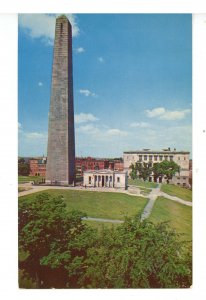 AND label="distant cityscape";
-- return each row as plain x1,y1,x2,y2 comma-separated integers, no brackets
18,147,192,188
